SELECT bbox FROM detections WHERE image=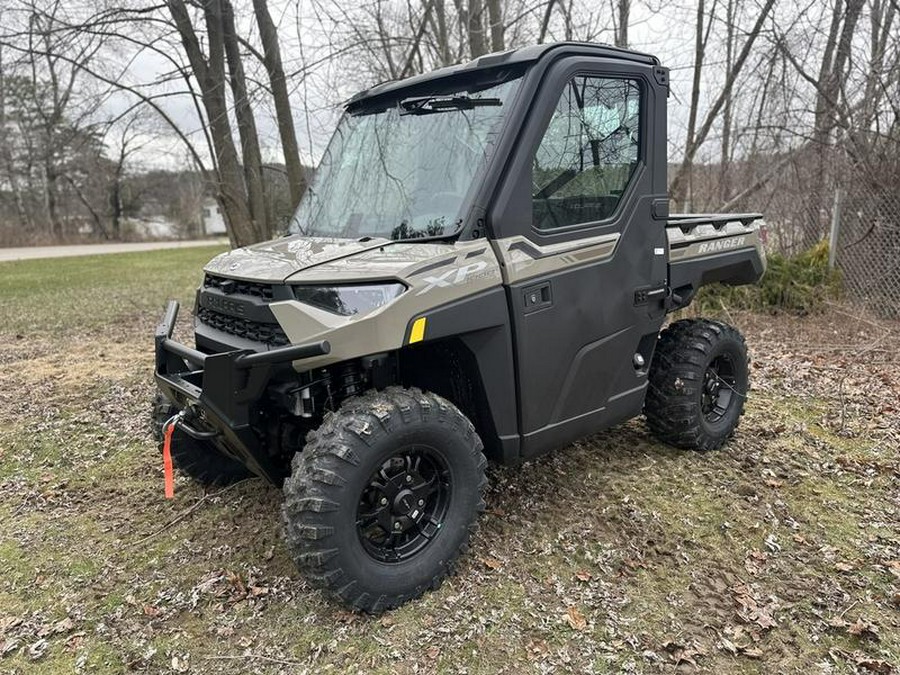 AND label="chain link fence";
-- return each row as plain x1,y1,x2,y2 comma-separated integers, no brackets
831,183,900,319
749,144,900,320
